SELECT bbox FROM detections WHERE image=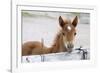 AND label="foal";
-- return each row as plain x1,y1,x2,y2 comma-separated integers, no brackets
22,16,78,56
